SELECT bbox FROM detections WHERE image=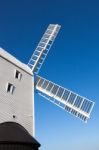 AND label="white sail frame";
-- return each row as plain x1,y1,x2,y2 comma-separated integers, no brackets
35,75,95,122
